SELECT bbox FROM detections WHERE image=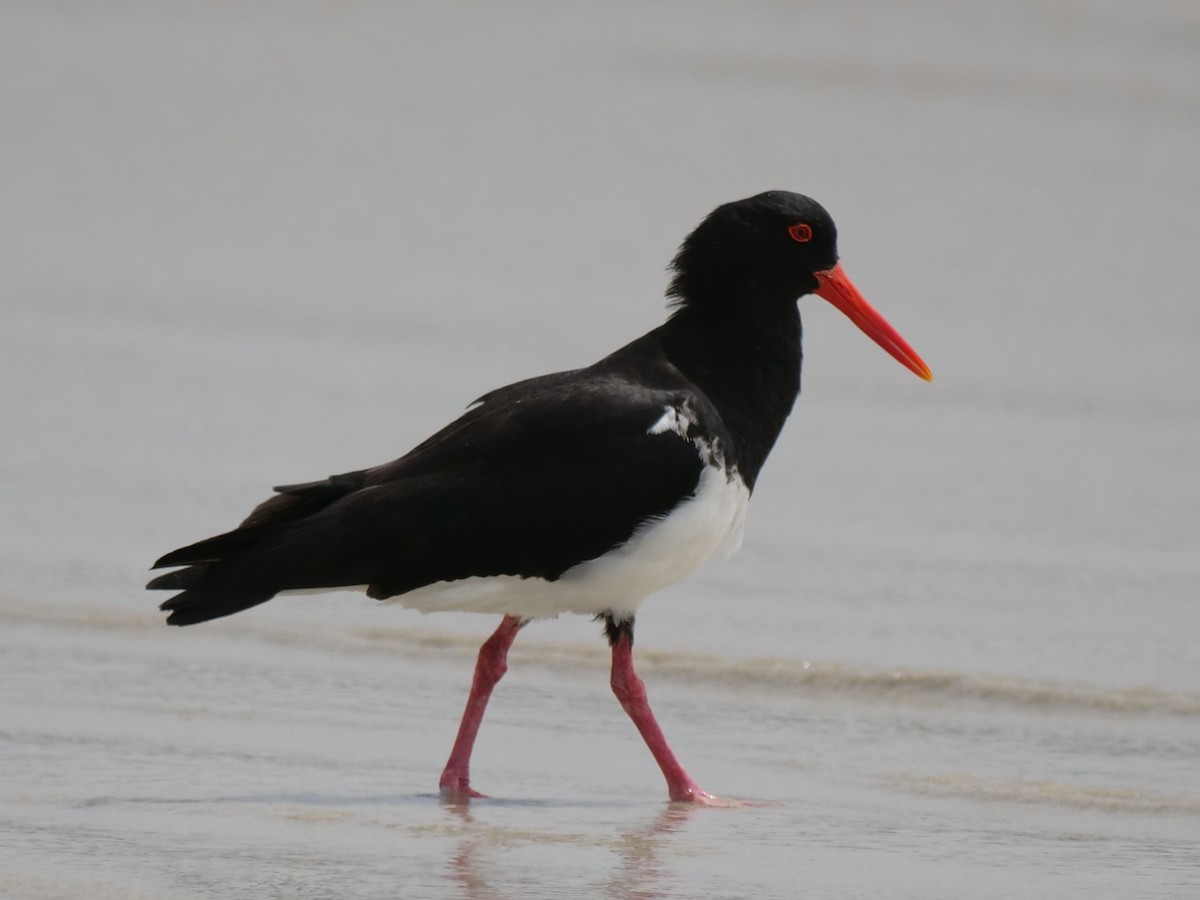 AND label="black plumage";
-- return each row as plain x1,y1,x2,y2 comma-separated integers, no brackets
147,191,931,803
149,193,836,626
